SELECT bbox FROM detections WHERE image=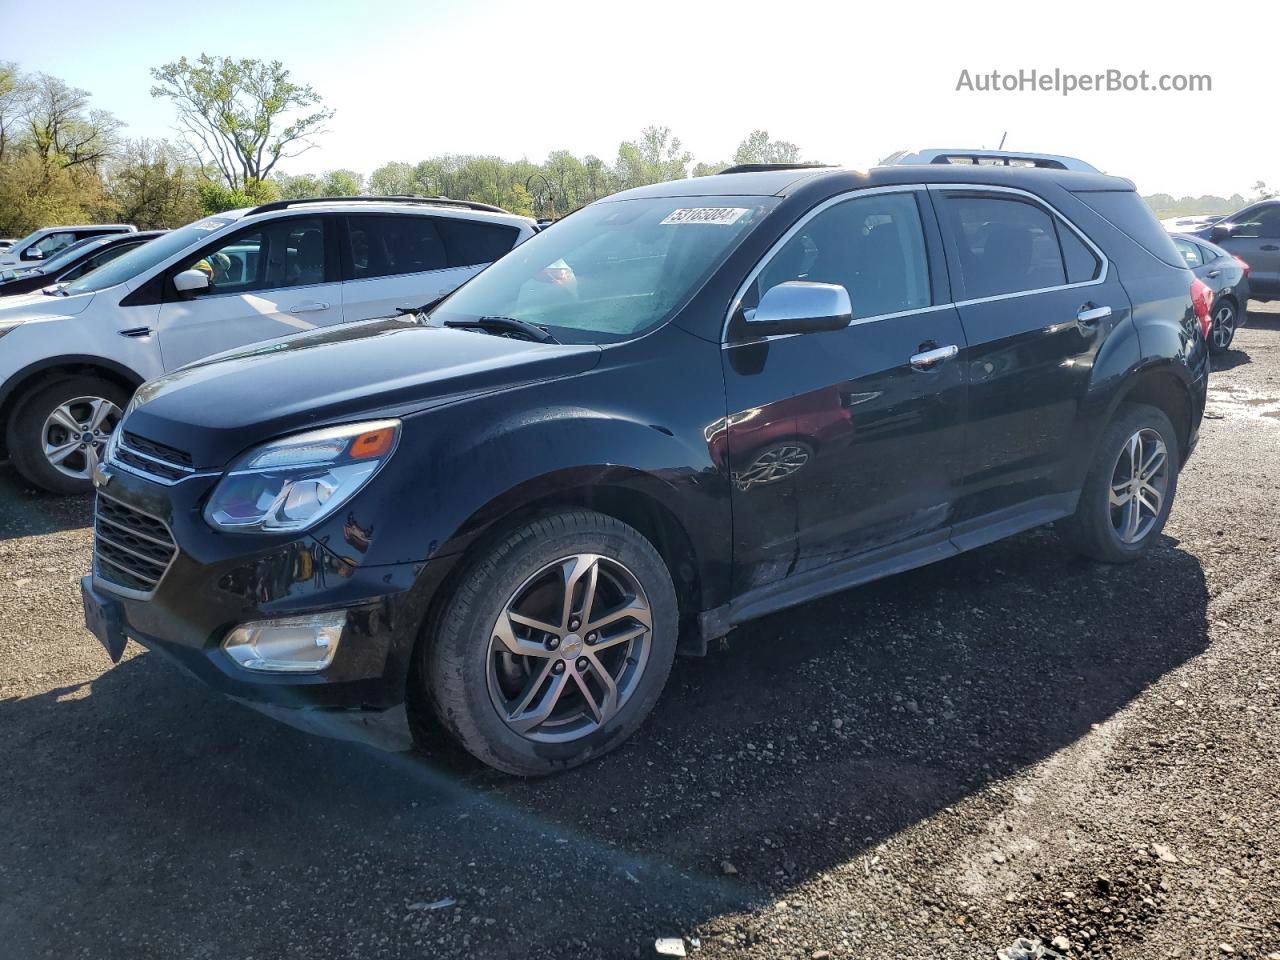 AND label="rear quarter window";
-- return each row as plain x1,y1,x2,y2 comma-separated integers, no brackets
1072,190,1185,269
